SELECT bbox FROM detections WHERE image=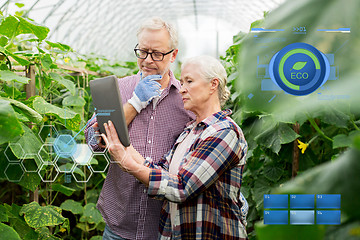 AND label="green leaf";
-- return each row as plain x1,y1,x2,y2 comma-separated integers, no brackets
82,203,103,225
60,200,83,215
0,16,19,39
12,123,42,155
0,15,49,41
52,184,76,197
5,98,42,123
4,204,32,238
0,222,21,240
4,49,30,66
0,36,8,46
35,227,61,240
263,165,284,182
18,172,41,192
251,177,272,211
290,61,307,71
41,54,52,70
0,205,8,222
49,73,76,96
0,99,24,145
0,70,30,84
20,202,65,228
255,123,300,154
32,97,81,131
15,3,25,8
62,95,86,107
255,222,326,240
45,41,71,51
17,16,49,41
333,131,360,149
90,236,103,240
315,105,351,129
